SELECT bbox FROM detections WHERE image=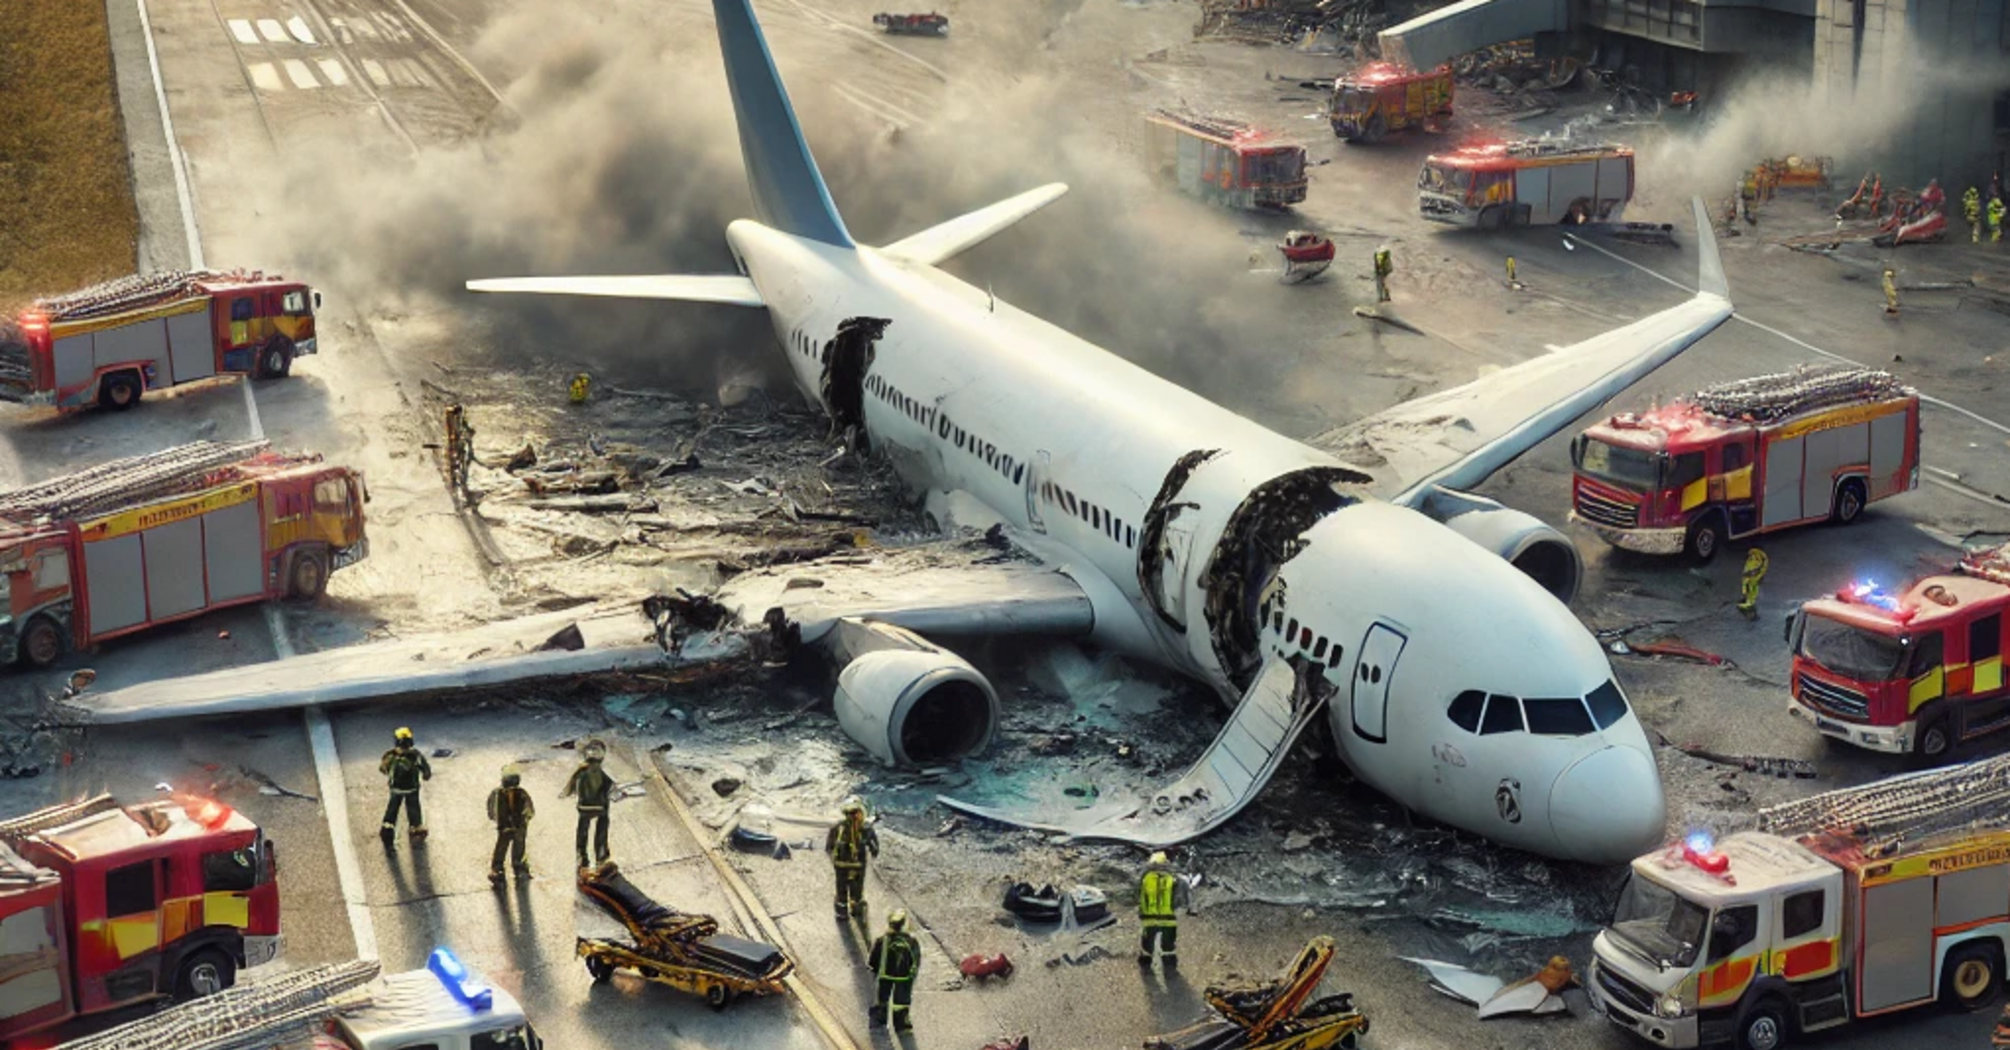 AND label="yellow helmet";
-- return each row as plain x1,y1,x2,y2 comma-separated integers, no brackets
1149,851,1168,866
394,727,414,743
887,909,907,931
842,795,865,816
